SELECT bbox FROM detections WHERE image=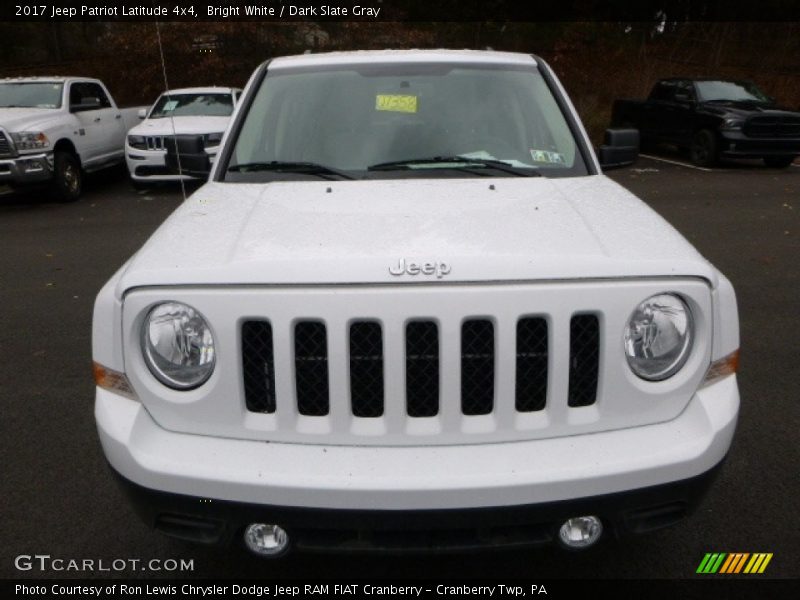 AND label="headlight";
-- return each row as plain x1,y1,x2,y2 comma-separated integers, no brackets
623,293,693,381
11,131,49,151
142,302,215,389
720,118,744,131
127,135,147,150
